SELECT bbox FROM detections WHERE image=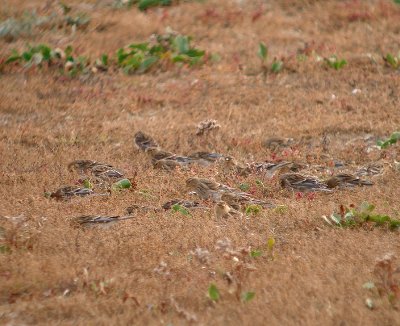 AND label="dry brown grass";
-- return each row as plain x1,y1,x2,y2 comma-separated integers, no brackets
1,0,400,324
